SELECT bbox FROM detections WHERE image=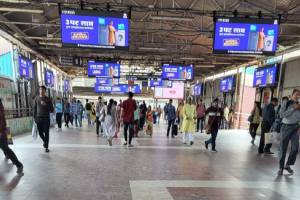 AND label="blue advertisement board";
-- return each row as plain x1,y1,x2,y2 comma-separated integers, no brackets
61,9,129,50
95,77,119,85
253,64,277,87
95,84,141,94
161,64,193,81
193,84,202,96
18,55,33,79
220,76,234,92
64,80,70,92
45,69,54,87
213,18,279,55
87,61,120,77
148,79,172,87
